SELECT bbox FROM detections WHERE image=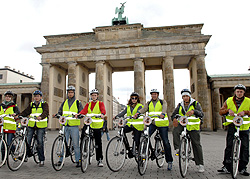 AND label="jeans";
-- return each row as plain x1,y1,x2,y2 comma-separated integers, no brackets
64,126,80,162
149,124,173,163
27,127,46,162
101,131,110,141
